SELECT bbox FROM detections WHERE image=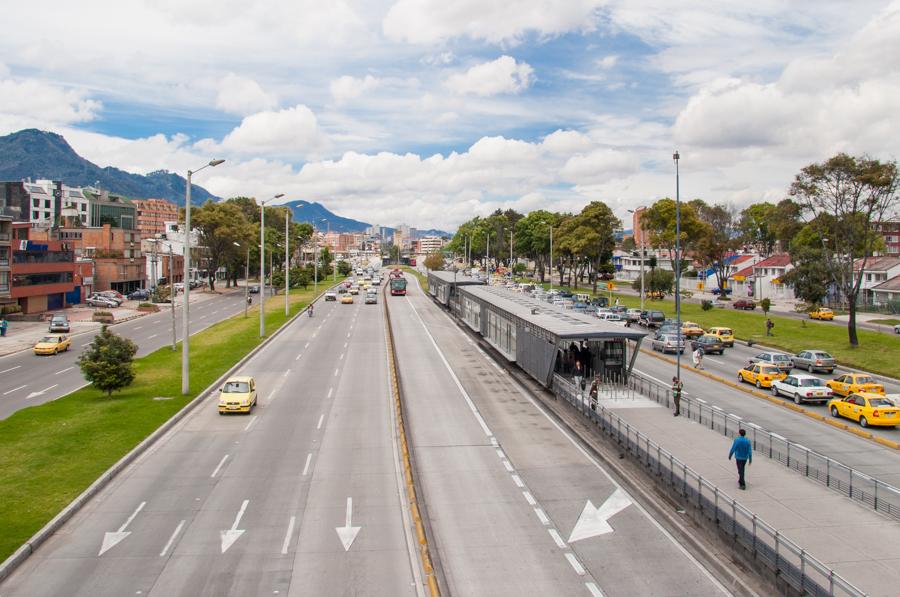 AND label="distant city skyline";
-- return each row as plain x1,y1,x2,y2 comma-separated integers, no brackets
1,1,898,228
